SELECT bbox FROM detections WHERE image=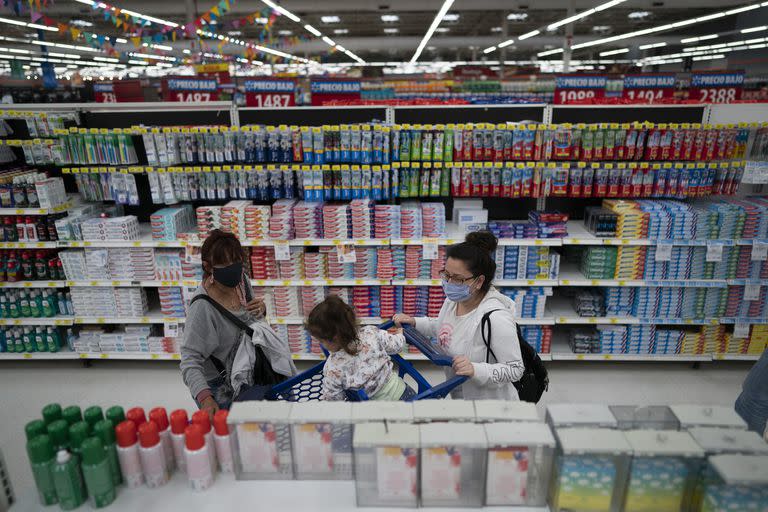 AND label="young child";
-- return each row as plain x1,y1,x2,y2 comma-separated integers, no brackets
305,295,416,401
